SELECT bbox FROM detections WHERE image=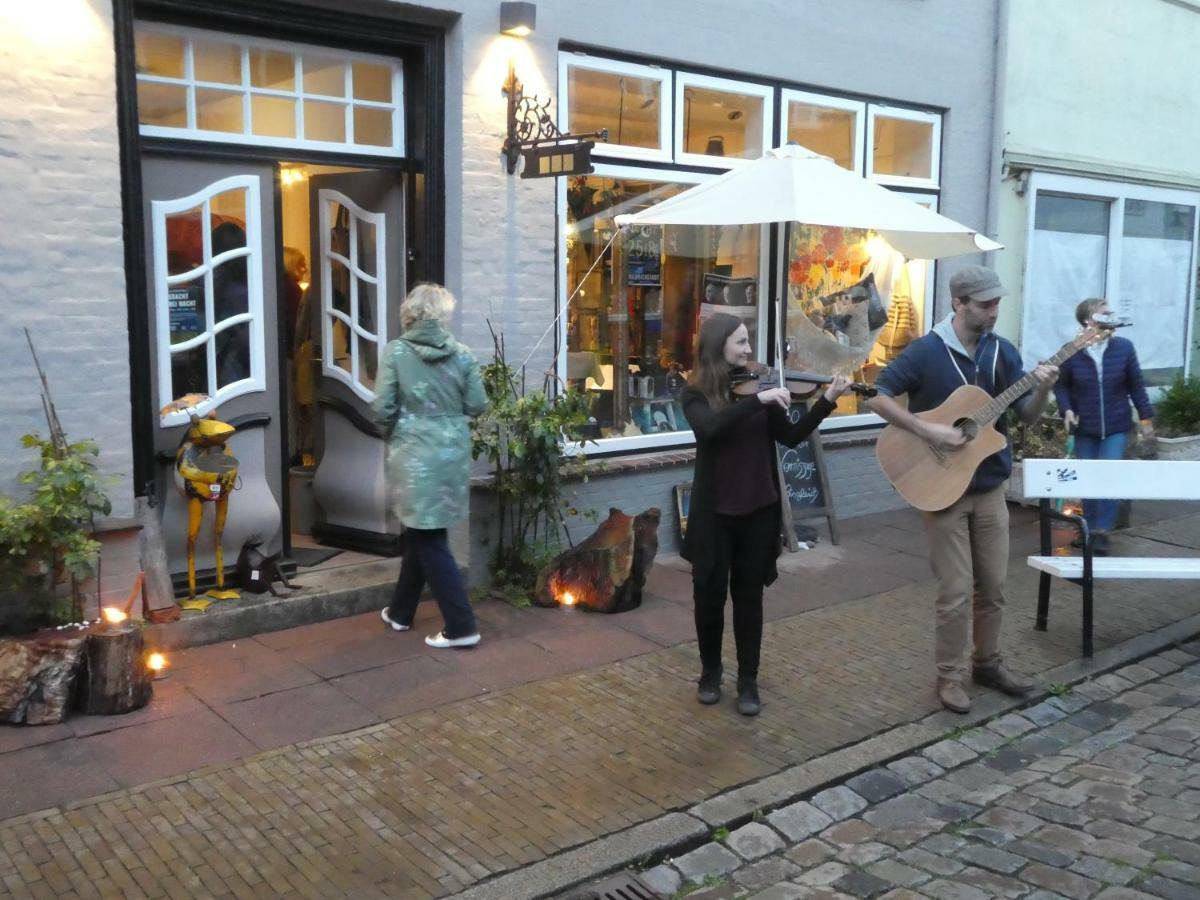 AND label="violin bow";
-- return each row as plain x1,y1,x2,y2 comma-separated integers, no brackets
775,293,799,552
